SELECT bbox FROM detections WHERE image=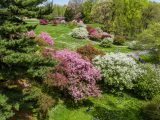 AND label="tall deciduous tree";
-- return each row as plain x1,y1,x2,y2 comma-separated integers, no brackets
112,0,148,38
64,0,84,21
91,0,112,24
91,0,148,39
52,4,67,17
137,23,160,63
142,2,160,29
82,0,95,23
